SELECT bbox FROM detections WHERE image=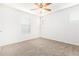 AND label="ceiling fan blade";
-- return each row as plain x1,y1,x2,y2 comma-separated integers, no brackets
46,3,51,5
44,8,51,11
34,3,41,8
43,3,51,9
